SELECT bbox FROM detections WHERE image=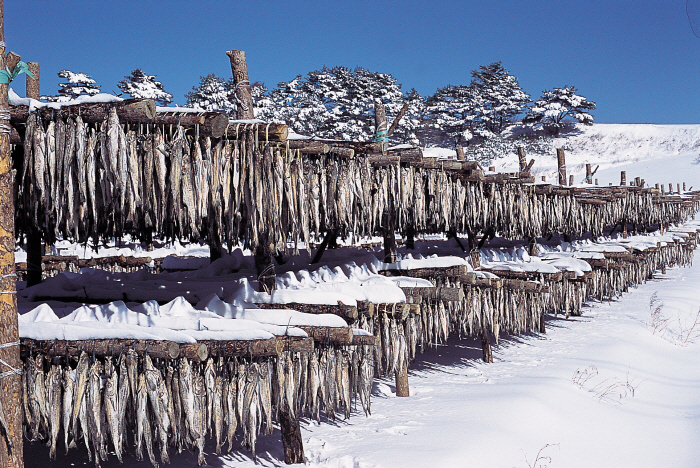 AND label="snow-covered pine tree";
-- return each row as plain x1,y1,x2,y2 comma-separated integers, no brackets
184,74,236,116
523,86,596,135
470,62,530,136
266,74,330,135
425,84,480,148
250,81,276,121
41,70,101,102
117,69,173,106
